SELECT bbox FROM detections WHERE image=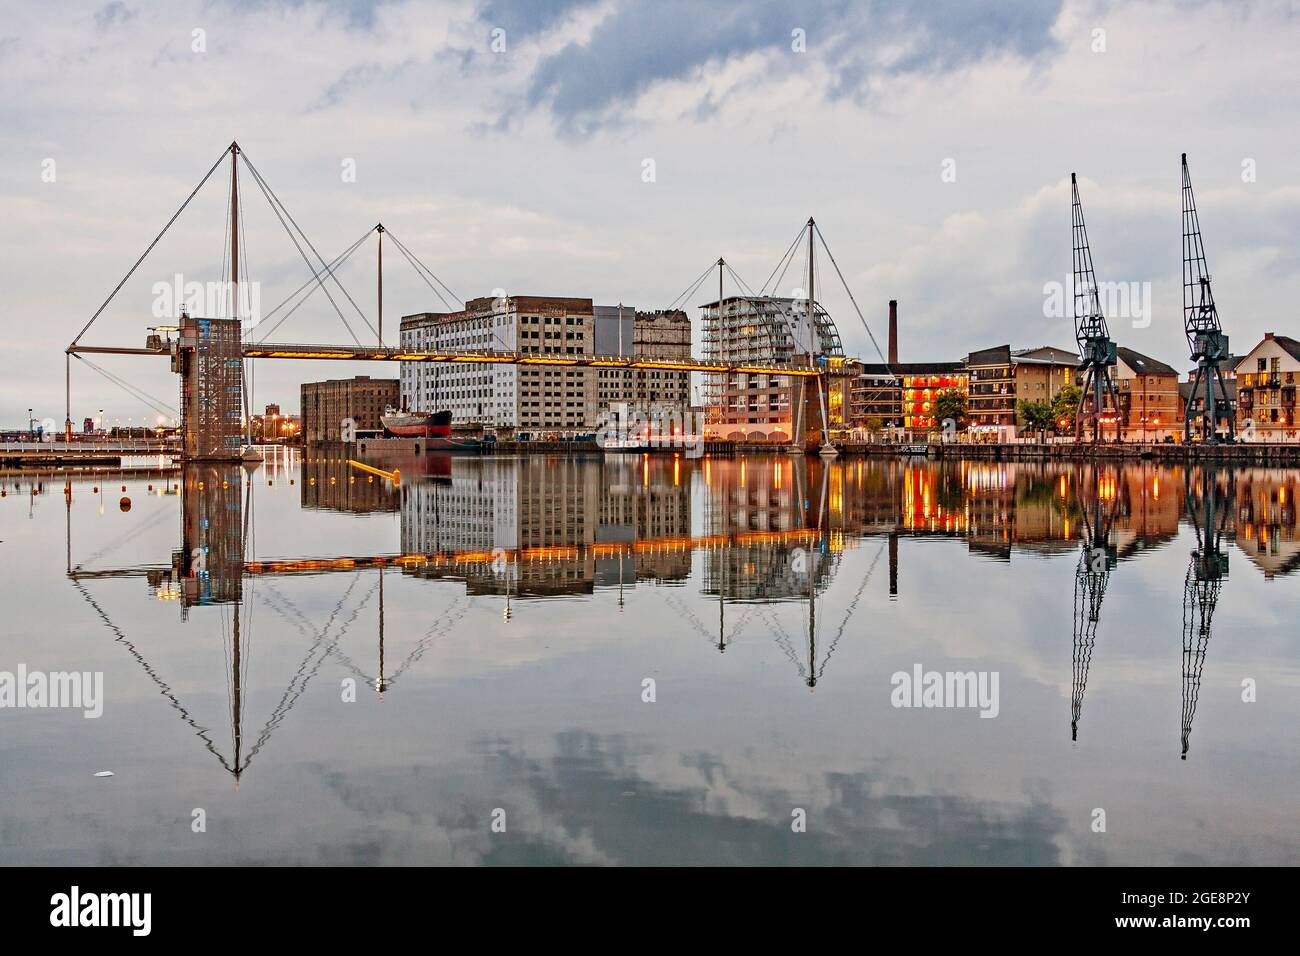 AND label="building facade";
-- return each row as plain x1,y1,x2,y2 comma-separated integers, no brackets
966,345,1079,438
965,345,1017,433
399,296,690,436
1114,347,1181,442
594,308,692,425
700,295,843,441
300,375,398,444
1011,346,1079,415
1234,333,1300,441
849,363,968,432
